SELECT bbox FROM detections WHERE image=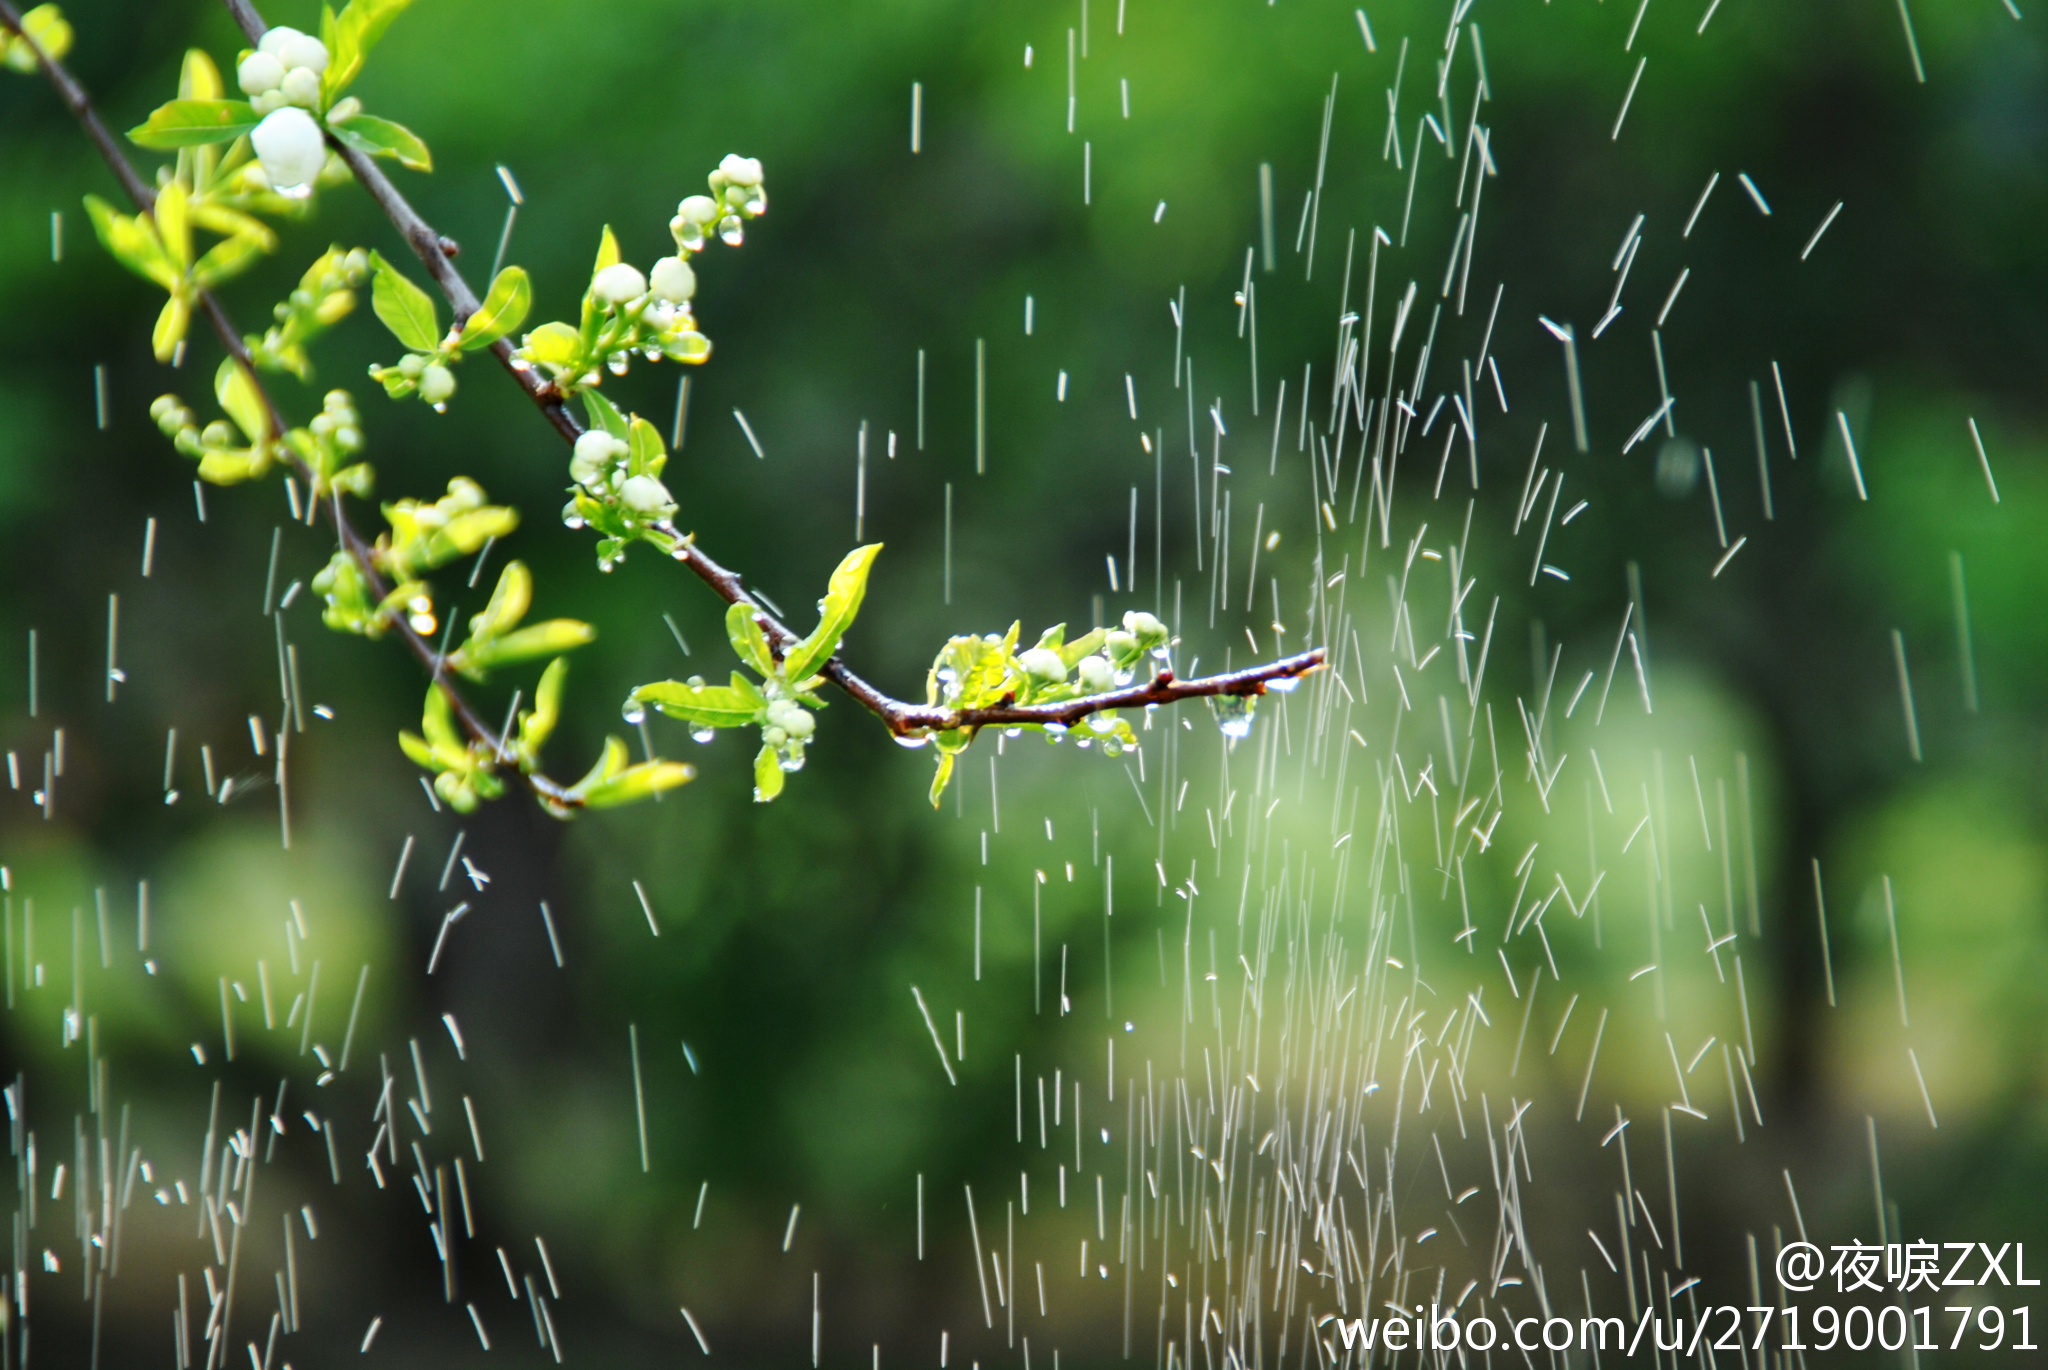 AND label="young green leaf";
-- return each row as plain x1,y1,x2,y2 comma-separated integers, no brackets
626,416,665,477
457,266,531,352
468,560,533,641
327,113,431,172
420,681,464,759
928,750,955,807
516,657,569,761
152,181,192,270
127,99,259,149
592,224,622,274
191,232,268,290
84,196,175,290
151,294,191,363
752,744,785,802
581,388,629,441
368,250,439,351
631,677,764,730
453,620,595,676
324,0,415,102
214,358,269,444
579,759,695,809
784,544,881,684
725,602,775,677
